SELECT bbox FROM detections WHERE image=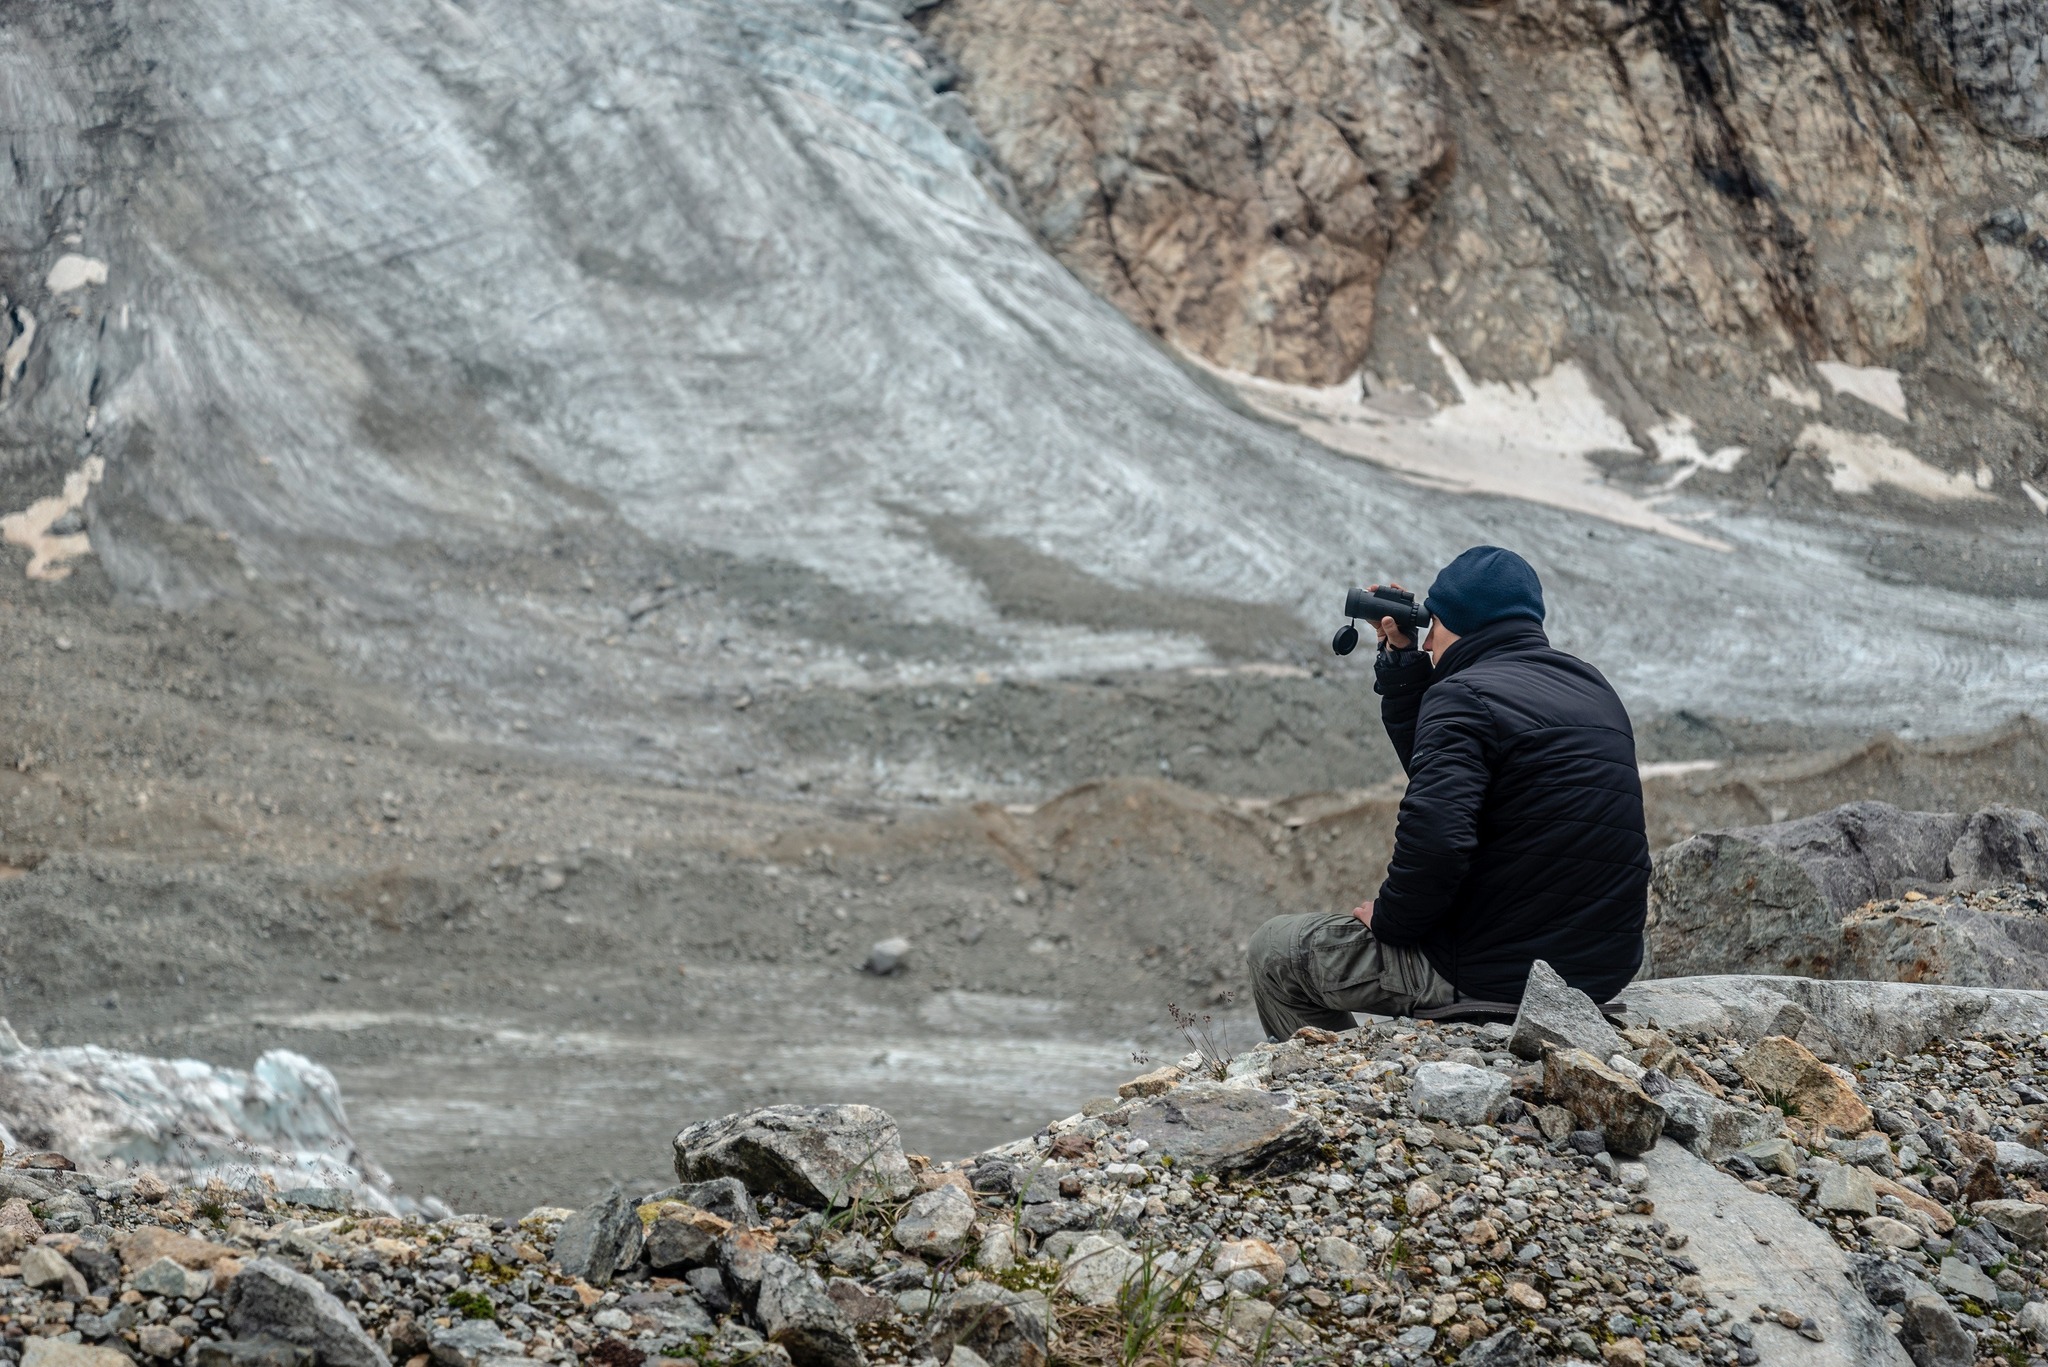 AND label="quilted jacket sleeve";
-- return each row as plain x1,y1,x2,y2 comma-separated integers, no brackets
1373,643,1435,775
1371,678,1494,948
